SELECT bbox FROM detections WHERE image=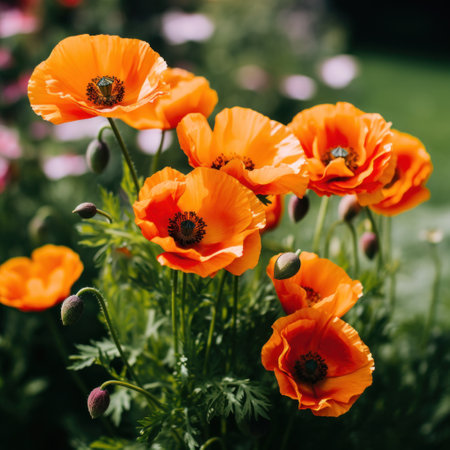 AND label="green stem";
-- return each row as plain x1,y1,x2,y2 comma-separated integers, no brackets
96,208,113,223
200,436,226,450
180,272,187,350
344,220,360,276
324,220,343,259
100,379,163,409
422,243,442,348
203,271,227,375
171,270,179,357
230,275,239,372
107,118,140,195
150,130,166,175
97,125,111,142
312,196,330,255
76,287,140,386
365,208,384,270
